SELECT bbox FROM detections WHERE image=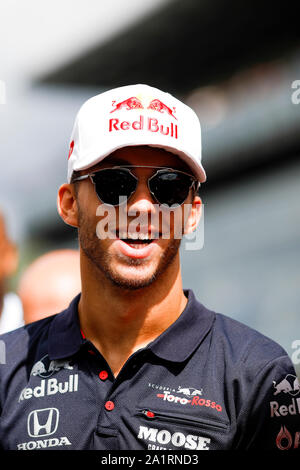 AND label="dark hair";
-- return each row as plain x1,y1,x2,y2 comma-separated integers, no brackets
70,170,81,184
70,171,81,198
